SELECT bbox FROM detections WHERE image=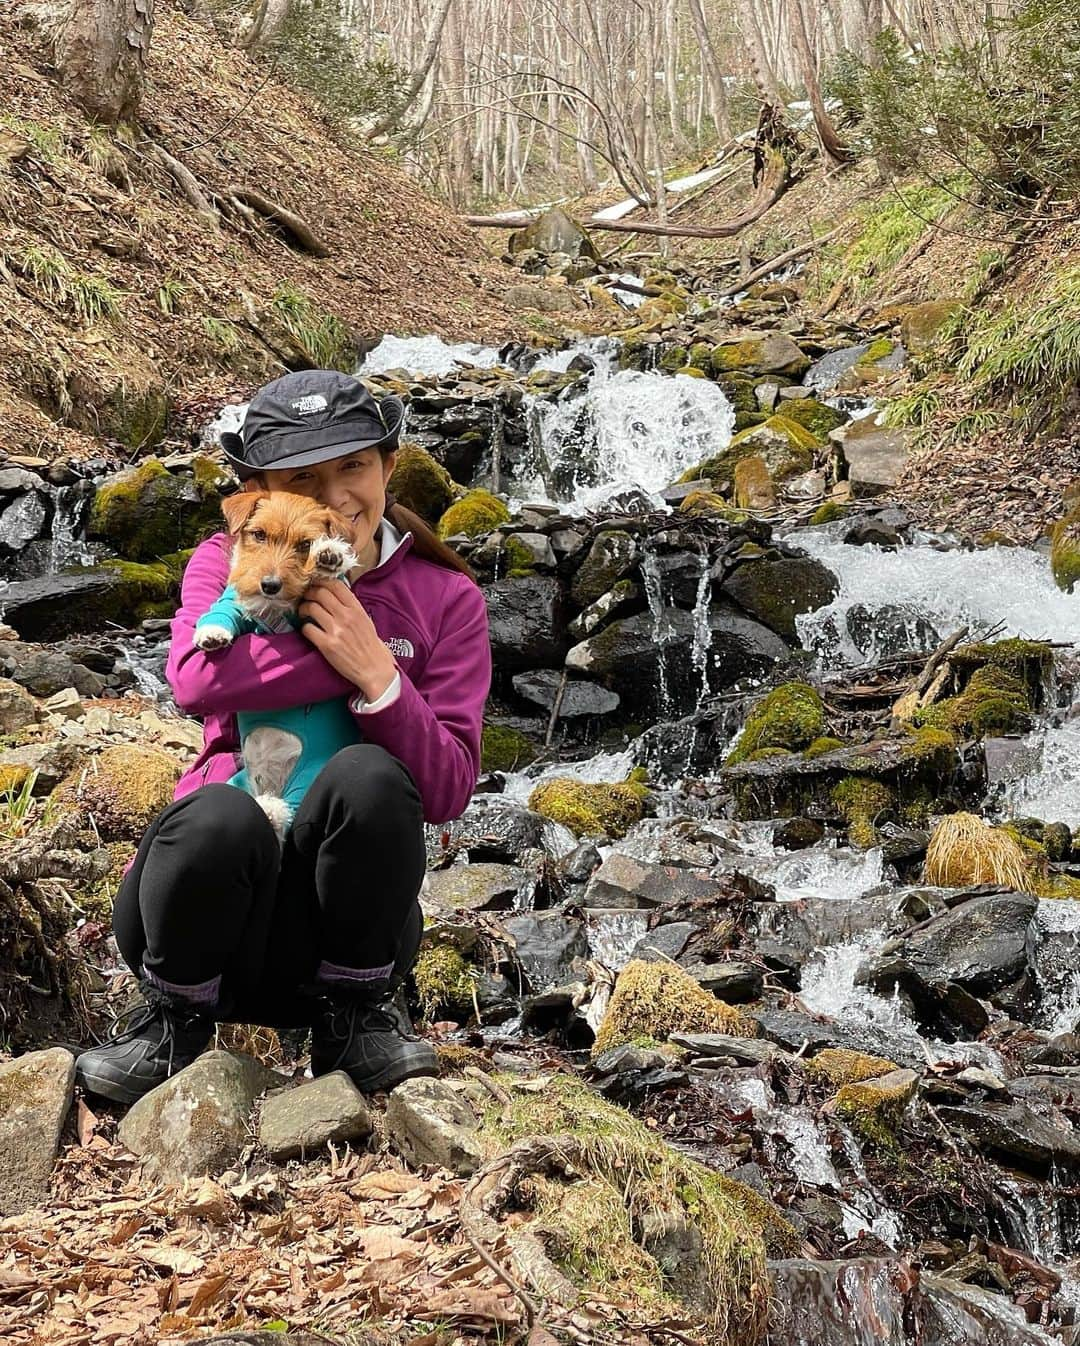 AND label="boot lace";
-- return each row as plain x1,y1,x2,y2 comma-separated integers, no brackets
320,995,412,1073
93,984,206,1076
